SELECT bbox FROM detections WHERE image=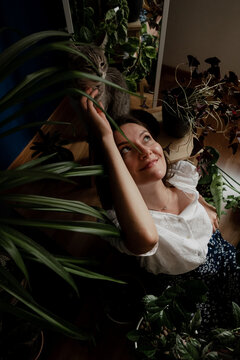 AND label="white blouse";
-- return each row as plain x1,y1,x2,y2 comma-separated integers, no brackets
106,160,213,275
